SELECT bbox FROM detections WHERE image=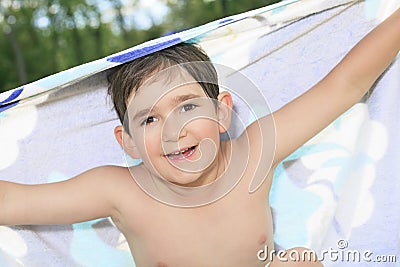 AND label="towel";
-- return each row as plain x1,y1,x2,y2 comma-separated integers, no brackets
1,0,399,266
